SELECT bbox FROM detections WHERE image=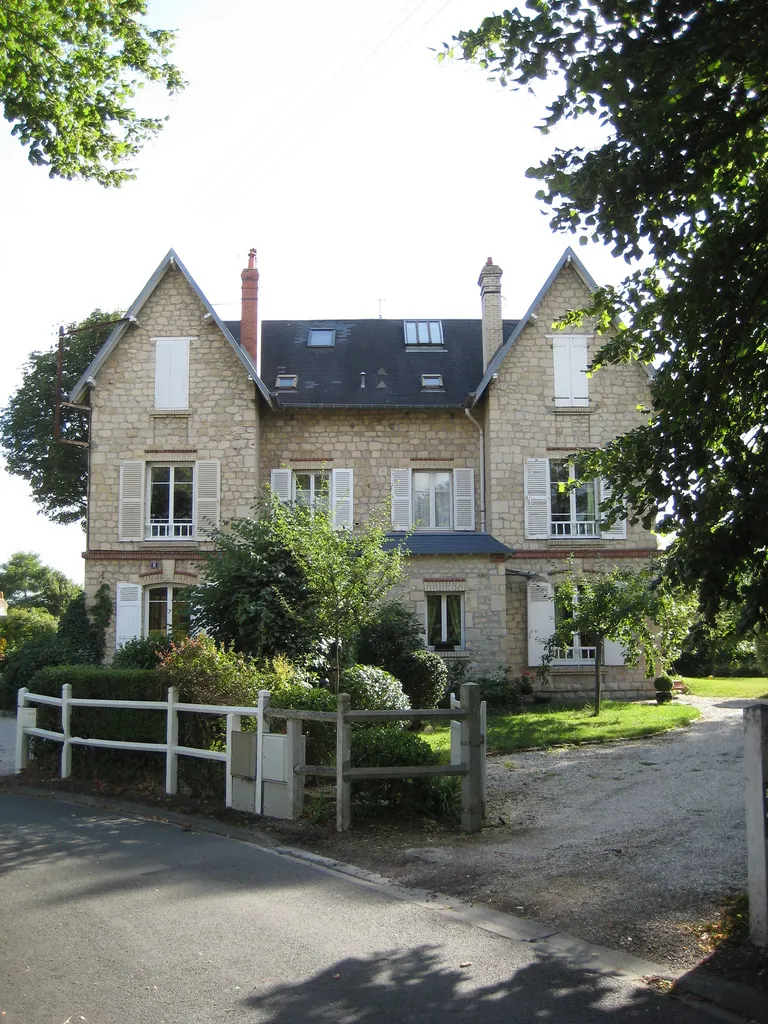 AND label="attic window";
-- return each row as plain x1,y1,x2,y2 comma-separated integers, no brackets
308,329,335,347
421,374,443,389
275,374,298,389
404,320,443,346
